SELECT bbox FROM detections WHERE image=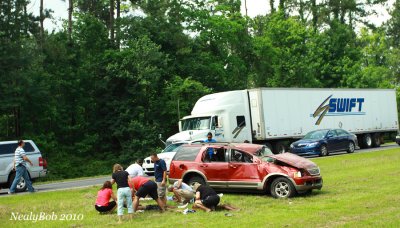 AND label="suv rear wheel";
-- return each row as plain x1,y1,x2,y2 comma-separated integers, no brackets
187,175,206,188
270,177,296,198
